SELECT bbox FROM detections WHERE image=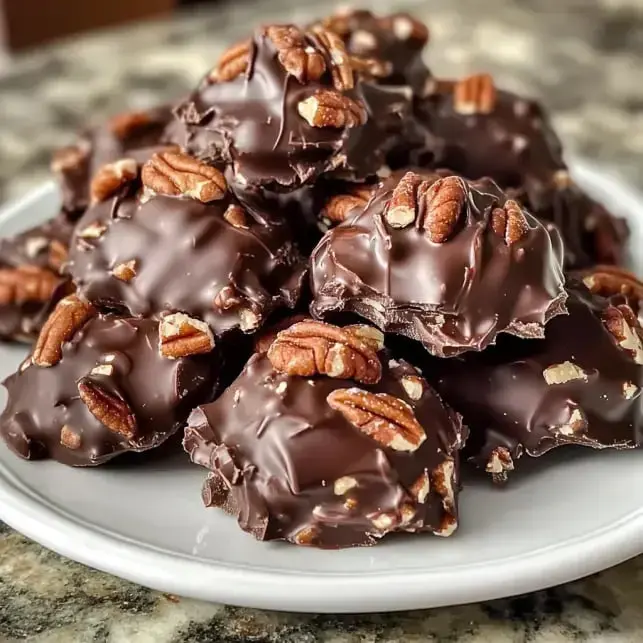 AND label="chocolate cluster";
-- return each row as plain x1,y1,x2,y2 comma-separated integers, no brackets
0,10,640,548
